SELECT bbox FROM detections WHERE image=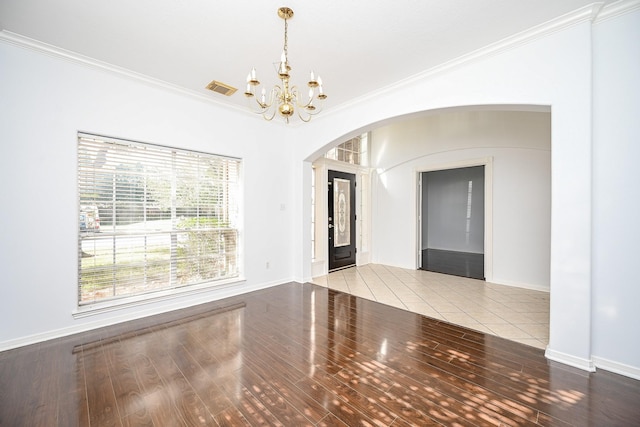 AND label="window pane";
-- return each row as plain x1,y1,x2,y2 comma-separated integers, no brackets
78,134,241,305
324,133,369,166
352,138,361,153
